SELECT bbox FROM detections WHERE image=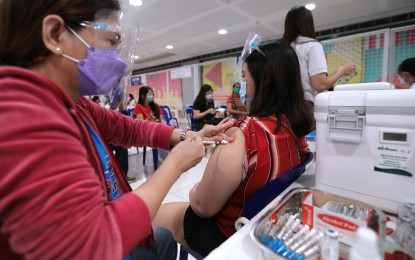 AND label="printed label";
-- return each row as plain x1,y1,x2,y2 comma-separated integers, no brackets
317,214,359,232
375,145,413,177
